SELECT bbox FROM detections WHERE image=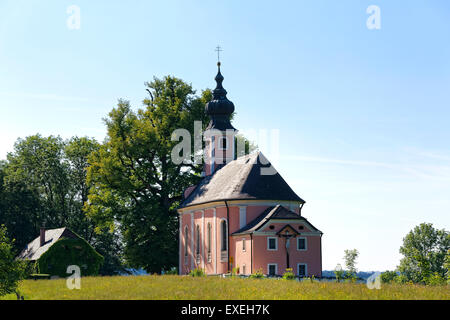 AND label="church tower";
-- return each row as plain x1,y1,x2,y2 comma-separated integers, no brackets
179,55,322,277
203,61,237,176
